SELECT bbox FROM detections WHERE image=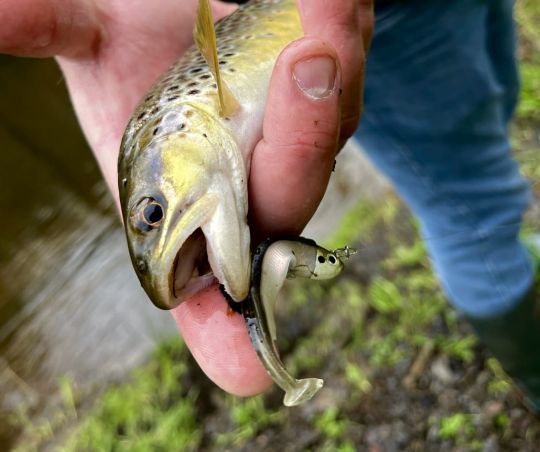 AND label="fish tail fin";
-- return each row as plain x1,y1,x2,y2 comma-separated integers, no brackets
283,378,324,407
